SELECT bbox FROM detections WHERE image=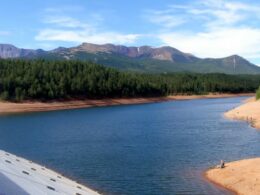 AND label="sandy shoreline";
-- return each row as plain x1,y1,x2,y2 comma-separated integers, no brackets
0,93,253,115
206,158,260,195
224,97,260,129
206,96,260,195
